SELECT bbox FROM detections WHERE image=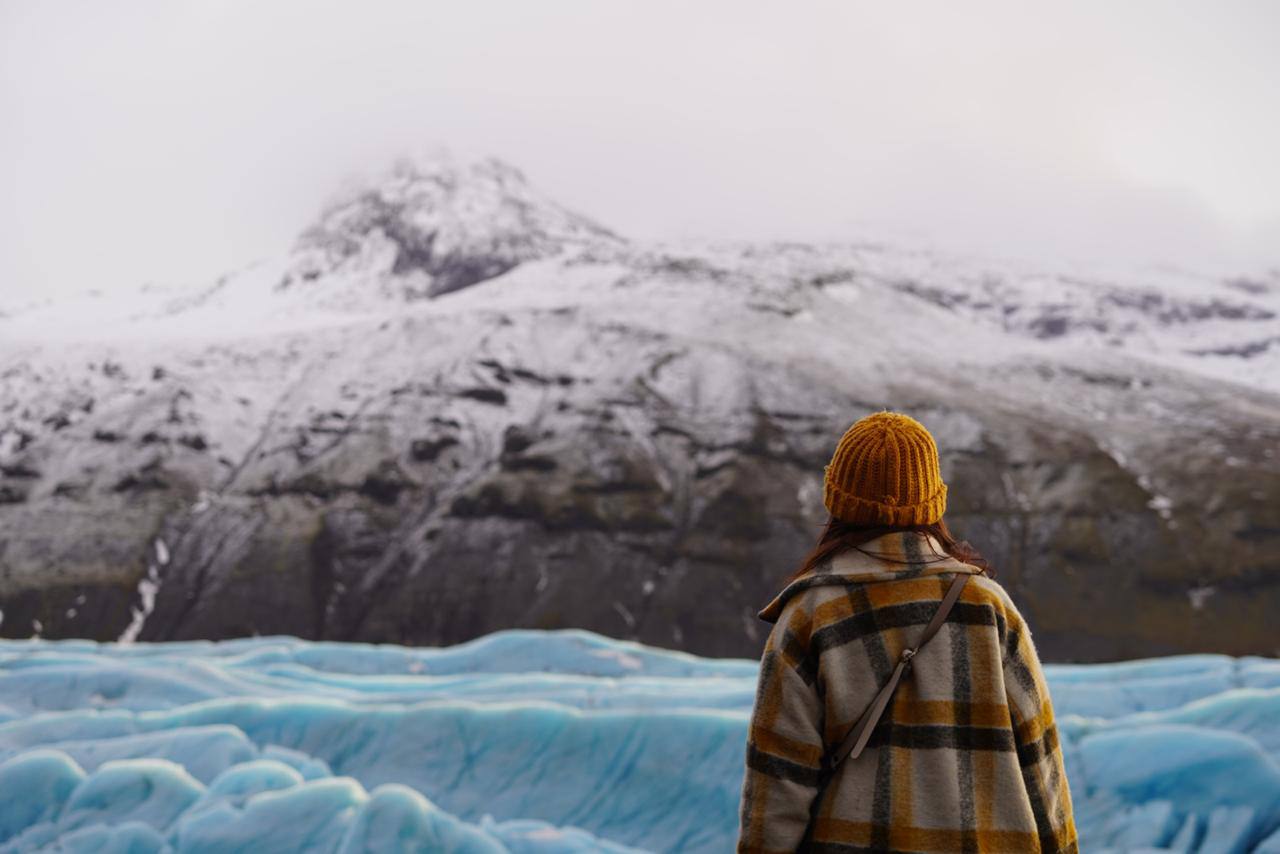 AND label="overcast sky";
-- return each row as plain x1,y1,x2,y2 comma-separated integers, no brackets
3,0,1278,301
